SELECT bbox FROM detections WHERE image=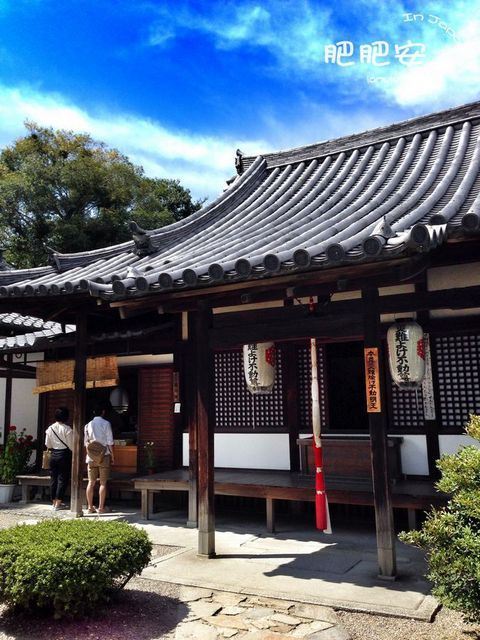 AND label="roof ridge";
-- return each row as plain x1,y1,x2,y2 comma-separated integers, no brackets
242,100,480,169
